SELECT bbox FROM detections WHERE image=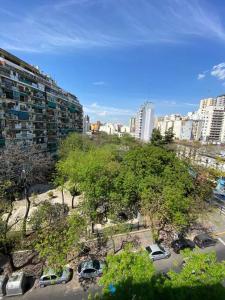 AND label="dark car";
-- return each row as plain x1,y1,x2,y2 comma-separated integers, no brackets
193,234,217,248
171,238,195,254
78,259,105,280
